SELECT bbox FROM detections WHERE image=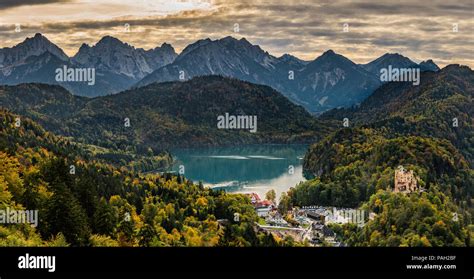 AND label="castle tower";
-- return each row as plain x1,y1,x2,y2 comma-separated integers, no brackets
394,166,418,193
